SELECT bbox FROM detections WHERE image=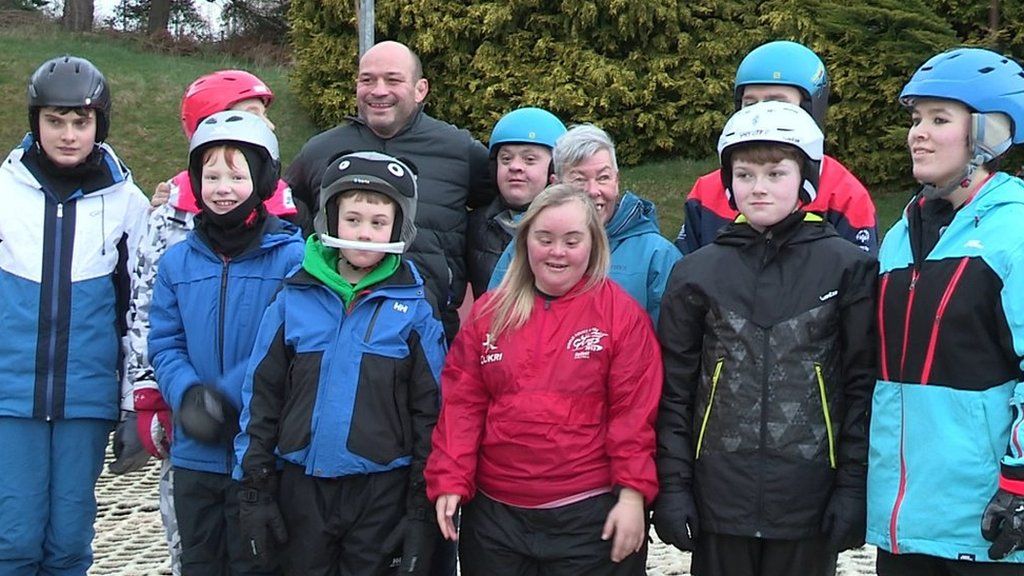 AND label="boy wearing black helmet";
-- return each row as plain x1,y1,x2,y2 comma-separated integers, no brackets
0,55,150,573
148,110,304,575
234,151,446,575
